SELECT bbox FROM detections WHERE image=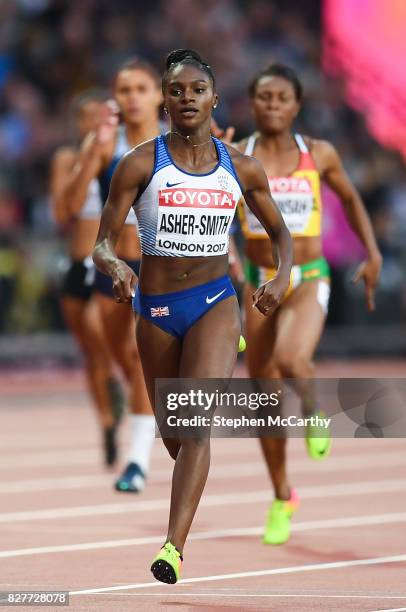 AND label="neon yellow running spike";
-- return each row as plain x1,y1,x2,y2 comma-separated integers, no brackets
306,410,332,461
263,489,300,545
151,542,182,584
238,335,246,352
